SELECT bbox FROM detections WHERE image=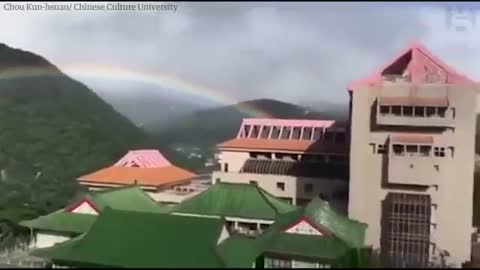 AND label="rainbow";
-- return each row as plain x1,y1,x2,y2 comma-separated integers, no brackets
0,64,274,118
